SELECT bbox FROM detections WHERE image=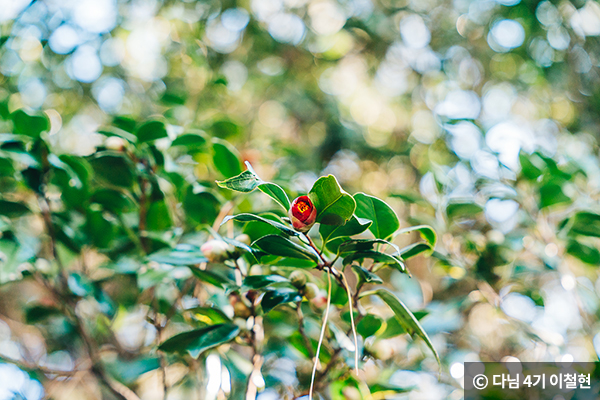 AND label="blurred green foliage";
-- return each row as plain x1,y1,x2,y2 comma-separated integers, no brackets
1,0,600,399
